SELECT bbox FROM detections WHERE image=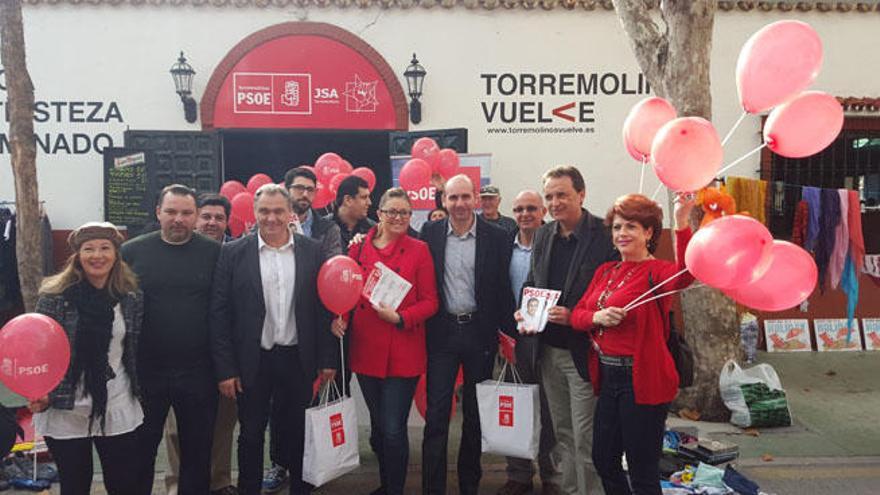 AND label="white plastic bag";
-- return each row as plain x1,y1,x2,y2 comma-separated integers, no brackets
302,382,360,487
477,360,541,459
719,359,791,428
